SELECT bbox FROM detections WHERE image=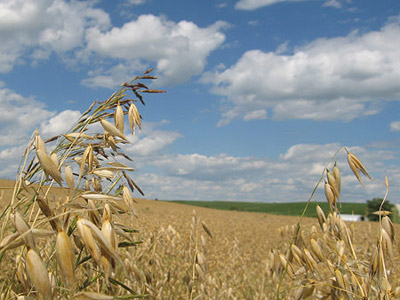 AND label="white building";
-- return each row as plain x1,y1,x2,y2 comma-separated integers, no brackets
341,214,366,222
